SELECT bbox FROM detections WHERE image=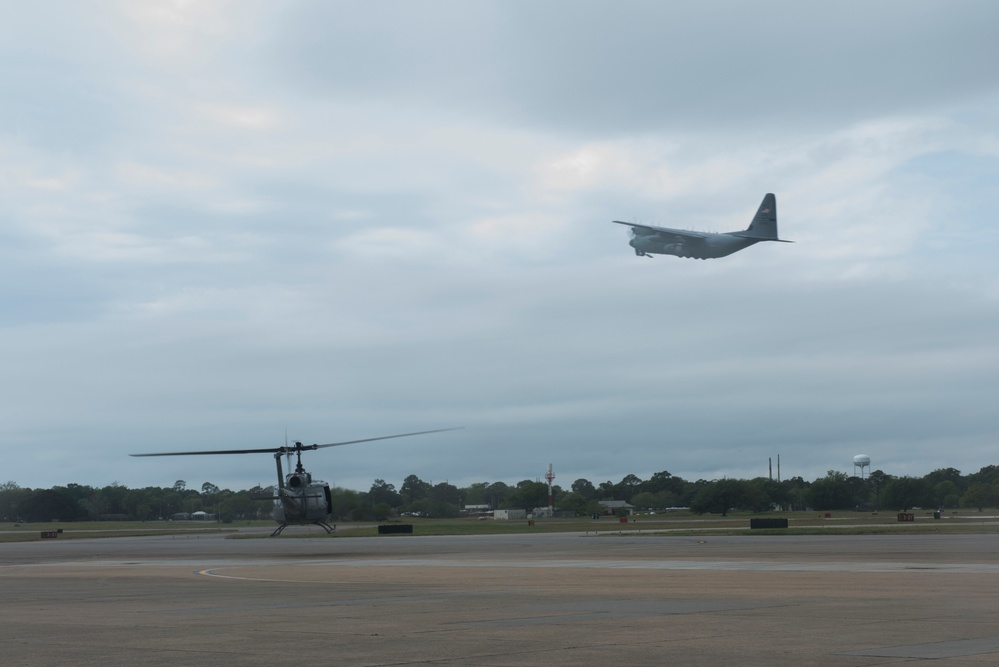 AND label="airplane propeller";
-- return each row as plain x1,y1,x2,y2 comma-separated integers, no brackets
620,224,654,258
